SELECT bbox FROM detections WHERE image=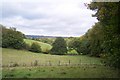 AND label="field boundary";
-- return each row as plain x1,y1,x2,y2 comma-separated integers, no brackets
2,61,104,68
